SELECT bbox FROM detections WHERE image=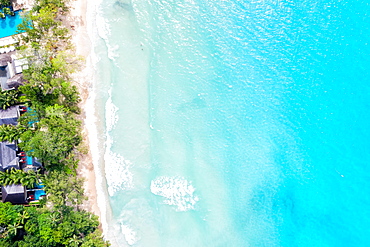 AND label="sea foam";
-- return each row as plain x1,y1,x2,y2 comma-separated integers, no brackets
104,135,133,196
104,90,134,196
150,176,199,211
105,91,119,131
120,223,139,246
